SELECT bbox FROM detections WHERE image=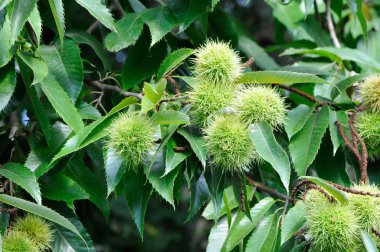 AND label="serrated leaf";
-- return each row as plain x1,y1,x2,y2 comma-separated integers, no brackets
221,197,276,252
0,163,41,205
0,194,84,241
152,110,189,125
168,0,208,32
178,127,206,168
245,214,279,252
206,216,230,252
360,229,379,252
9,0,37,44
204,164,225,223
157,48,194,80
47,0,65,46
105,13,143,52
17,51,48,85
300,176,349,204
237,71,331,85
281,202,306,244
285,104,315,139
77,102,101,120
67,30,111,70
27,4,42,45
141,6,177,46
289,106,329,176
165,138,190,176
188,173,209,220
0,61,16,112
104,147,125,196
40,74,84,133
75,0,115,31
39,38,83,102
0,12,13,67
